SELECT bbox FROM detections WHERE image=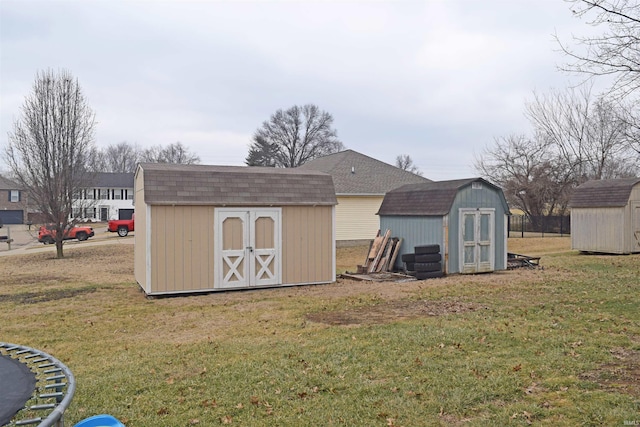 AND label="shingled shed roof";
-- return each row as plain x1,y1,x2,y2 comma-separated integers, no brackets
569,177,640,208
378,178,507,216
139,163,337,206
297,149,430,195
